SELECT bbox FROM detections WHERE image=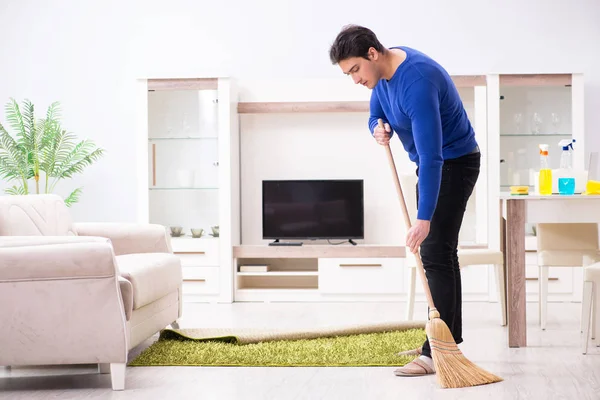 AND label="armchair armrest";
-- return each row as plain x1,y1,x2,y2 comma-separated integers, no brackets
118,276,133,321
73,222,172,256
0,236,129,366
0,236,117,282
